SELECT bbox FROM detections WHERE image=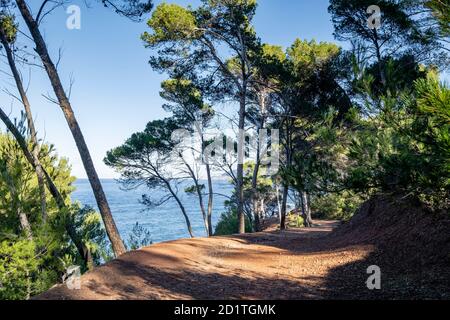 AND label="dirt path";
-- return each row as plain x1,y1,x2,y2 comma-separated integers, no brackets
38,220,381,300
